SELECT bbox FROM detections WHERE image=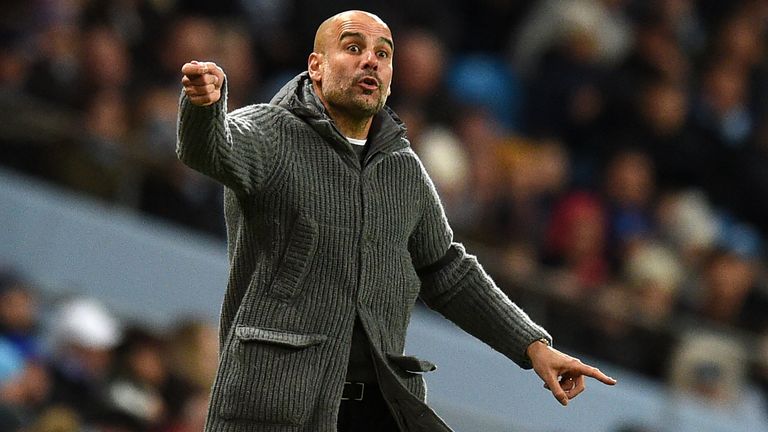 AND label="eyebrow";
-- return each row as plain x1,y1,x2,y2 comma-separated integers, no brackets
339,31,394,51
